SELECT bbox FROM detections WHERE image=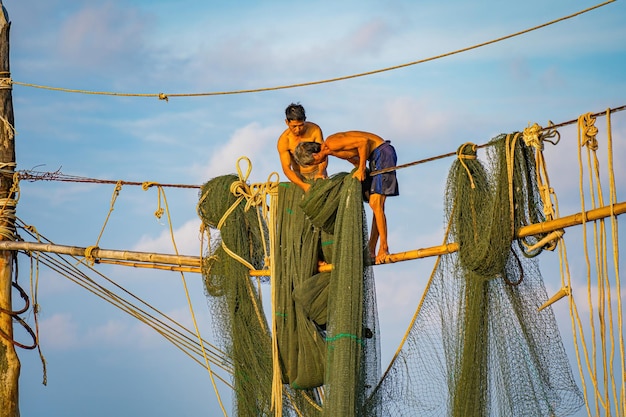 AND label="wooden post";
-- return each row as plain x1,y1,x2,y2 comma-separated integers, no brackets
0,2,19,417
